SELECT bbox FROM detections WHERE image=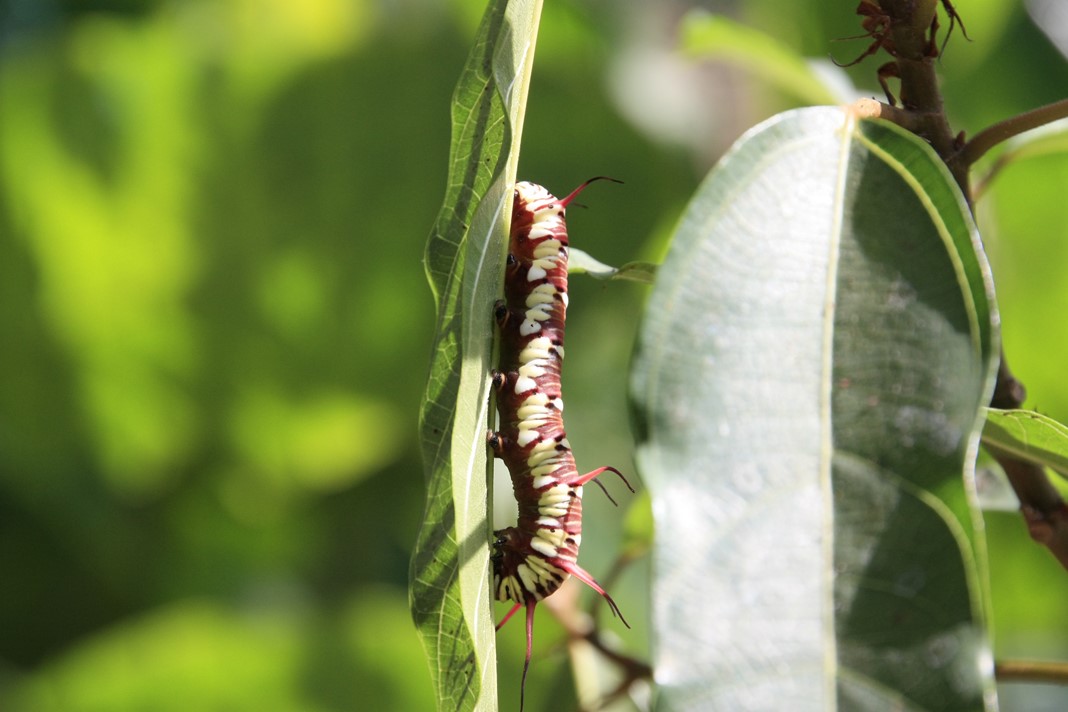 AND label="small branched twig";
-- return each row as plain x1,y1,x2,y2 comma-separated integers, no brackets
572,626,652,712
545,552,651,711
